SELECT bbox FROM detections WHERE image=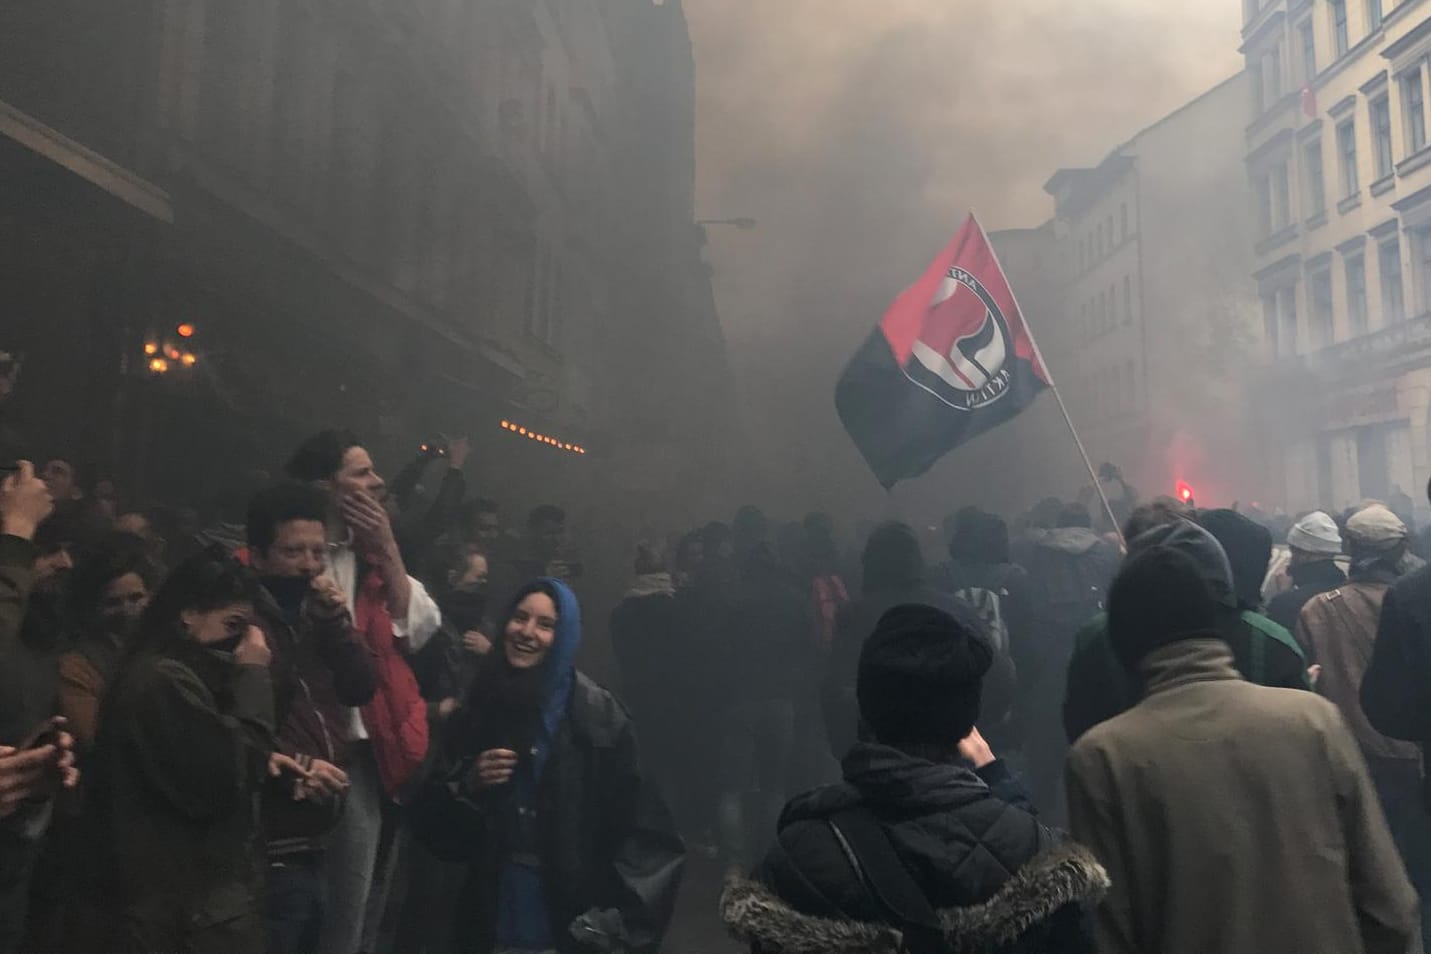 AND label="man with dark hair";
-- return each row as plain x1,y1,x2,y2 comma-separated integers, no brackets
459,497,502,552
1068,546,1416,954
726,604,1104,954
247,482,377,953
285,431,441,954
